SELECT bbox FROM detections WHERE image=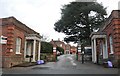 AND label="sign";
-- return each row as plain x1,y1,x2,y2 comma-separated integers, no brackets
78,45,81,52
0,35,7,44
53,47,56,52
78,49,81,52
